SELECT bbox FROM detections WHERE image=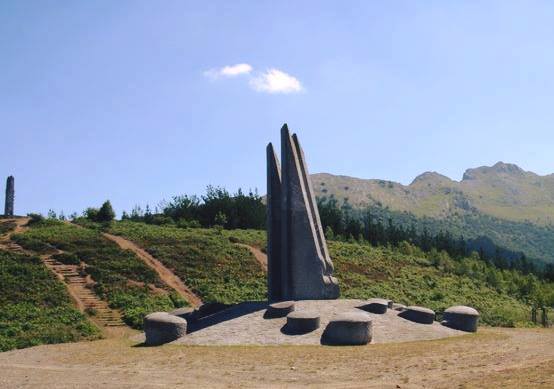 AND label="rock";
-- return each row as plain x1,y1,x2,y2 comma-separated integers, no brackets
392,303,406,311
387,300,394,309
285,310,320,334
322,311,373,345
399,306,435,324
442,306,479,332
144,312,187,345
359,298,388,314
265,301,296,318
169,307,195,319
